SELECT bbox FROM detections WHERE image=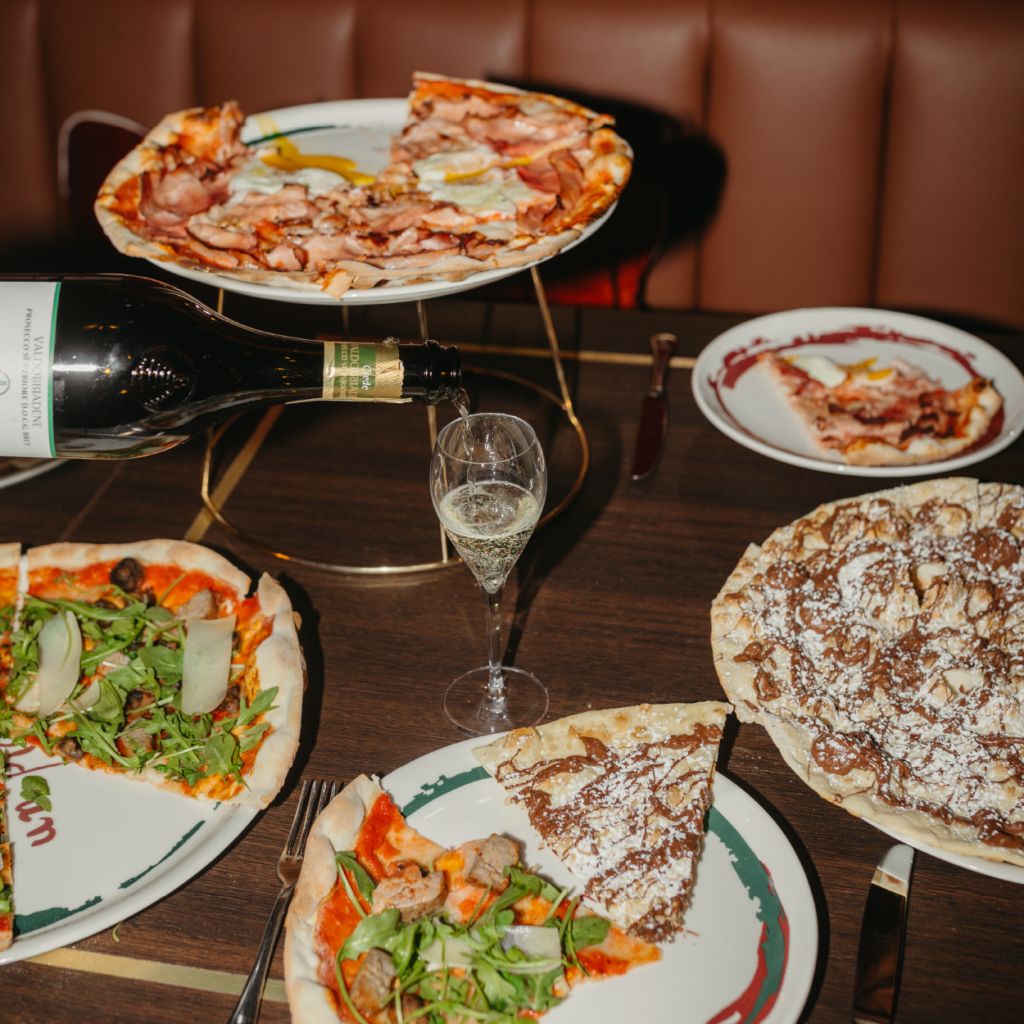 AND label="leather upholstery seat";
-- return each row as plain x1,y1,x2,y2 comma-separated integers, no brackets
1,0,1021,327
